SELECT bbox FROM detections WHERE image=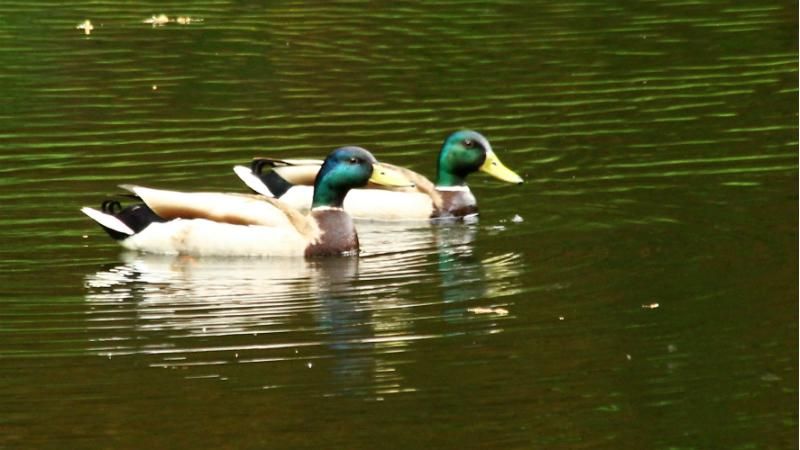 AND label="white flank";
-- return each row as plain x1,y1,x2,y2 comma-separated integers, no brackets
344,189,433,221
121,219,309,257
81,207,135,235
233,165,275,197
